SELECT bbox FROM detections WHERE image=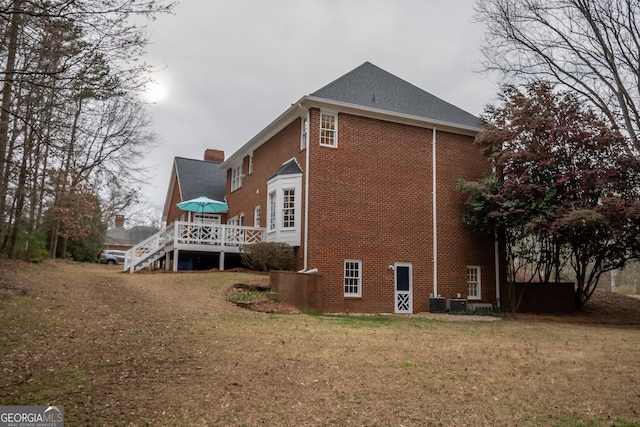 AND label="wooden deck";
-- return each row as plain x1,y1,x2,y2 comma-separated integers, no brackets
124,221,265,272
